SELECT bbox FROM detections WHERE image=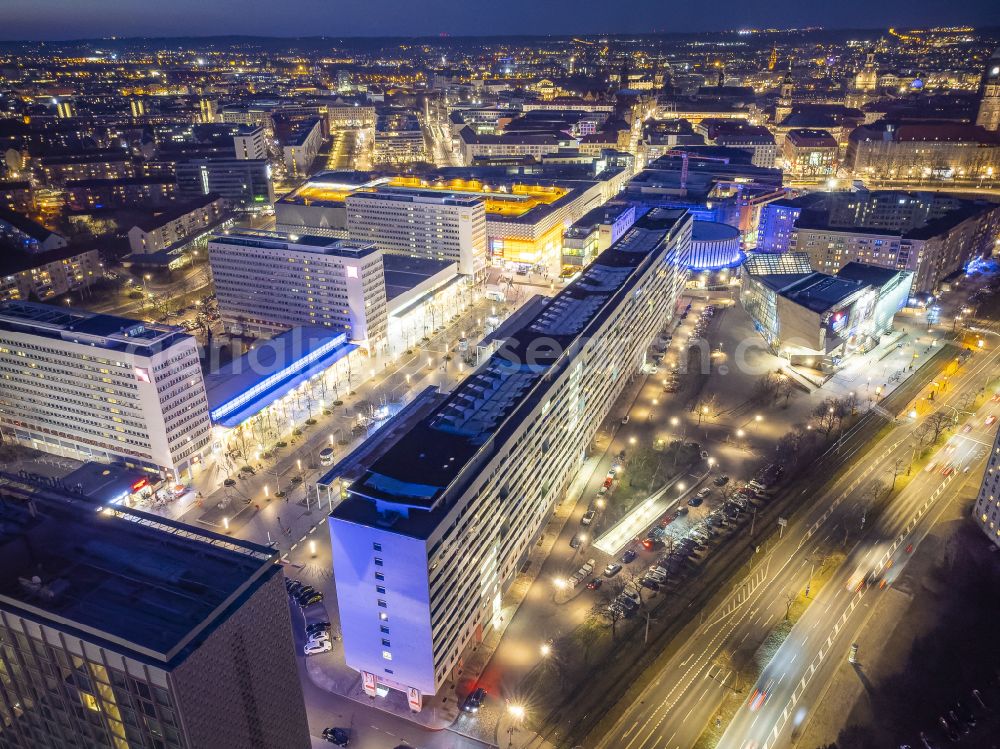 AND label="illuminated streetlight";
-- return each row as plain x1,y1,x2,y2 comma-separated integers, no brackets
540,642,551,657
508,704,525,721
553,578,567,590
629,437,637,445
309,540,317,557
264,485,270,498
222,517,230,532
677,482,686,492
